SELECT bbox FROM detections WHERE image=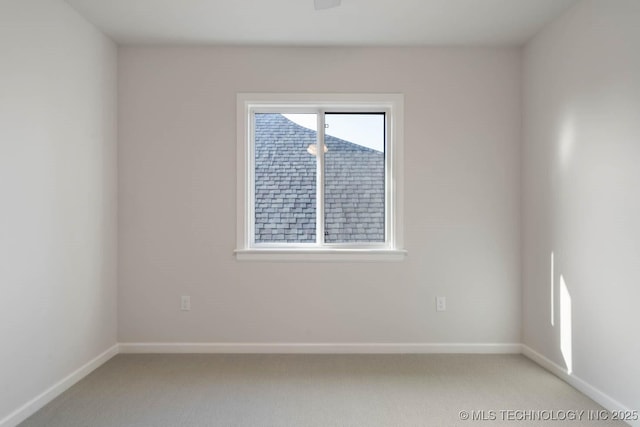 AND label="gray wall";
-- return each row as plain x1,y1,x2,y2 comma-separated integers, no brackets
118,46,521,345
522,0,640,412
0,0,117,422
